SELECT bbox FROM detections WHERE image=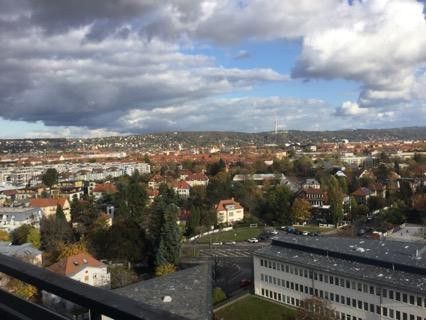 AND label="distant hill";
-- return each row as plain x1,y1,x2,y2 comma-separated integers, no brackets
0,127,425,153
